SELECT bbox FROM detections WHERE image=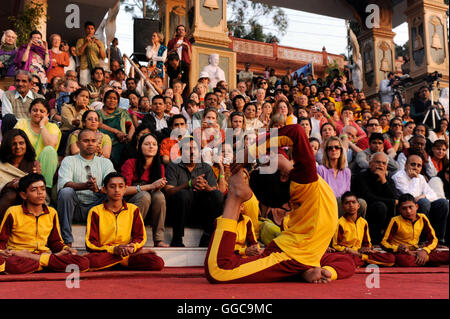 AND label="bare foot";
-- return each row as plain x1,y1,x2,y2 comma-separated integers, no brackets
54,249,70,256
228,167,252,202
136,247,156,255
302,267,332,284
154,241,169,248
